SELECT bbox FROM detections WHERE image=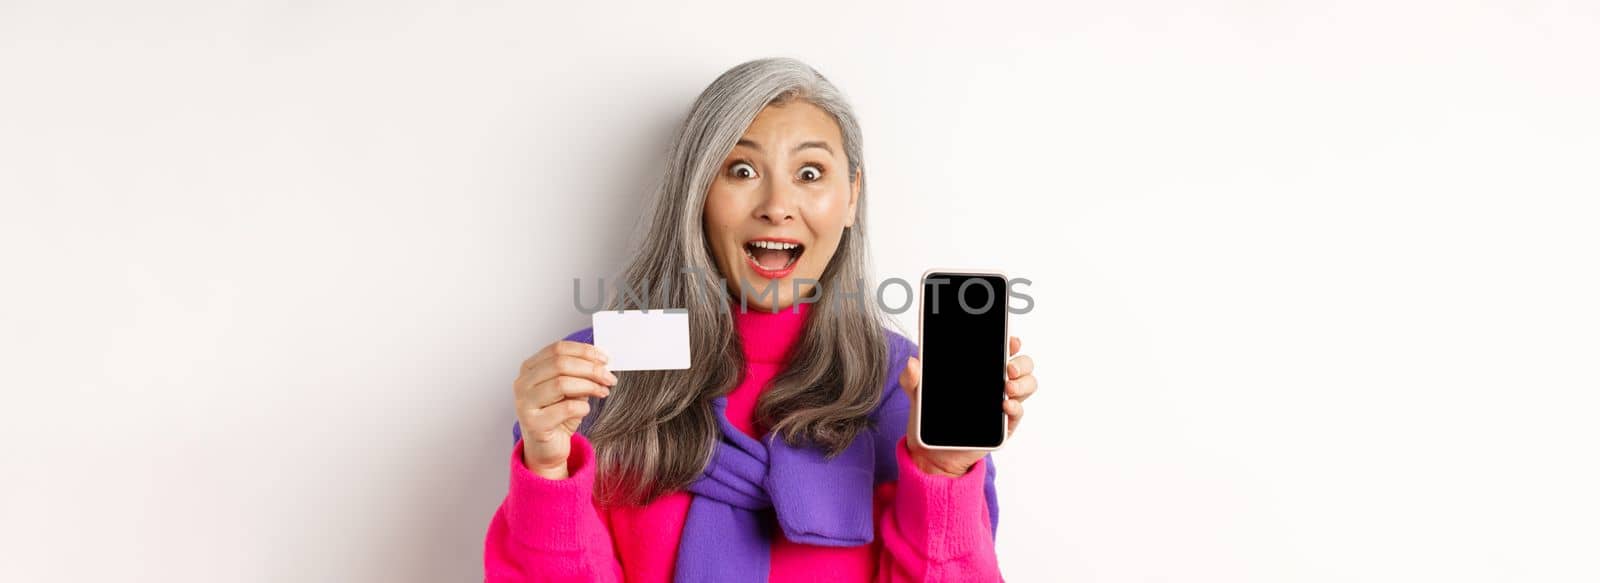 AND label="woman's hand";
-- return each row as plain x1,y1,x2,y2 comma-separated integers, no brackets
899,336,1037,478
514,340,617,479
